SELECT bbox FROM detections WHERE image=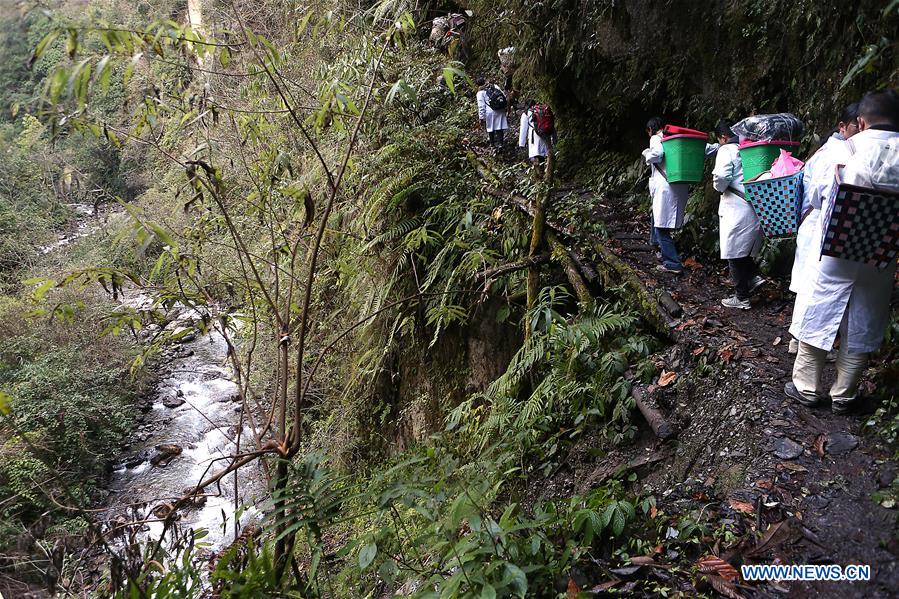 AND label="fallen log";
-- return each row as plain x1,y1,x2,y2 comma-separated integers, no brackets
548,232,593,306
481,253,550,281
592,241,679,336
469,152,676,338
632,385,677,440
